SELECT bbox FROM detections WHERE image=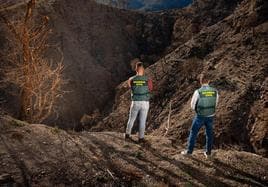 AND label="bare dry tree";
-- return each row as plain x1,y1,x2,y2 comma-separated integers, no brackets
0,0,65,123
